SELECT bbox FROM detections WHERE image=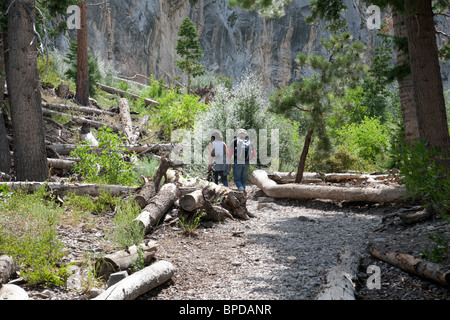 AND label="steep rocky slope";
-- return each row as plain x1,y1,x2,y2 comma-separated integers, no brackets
54,0,449,91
